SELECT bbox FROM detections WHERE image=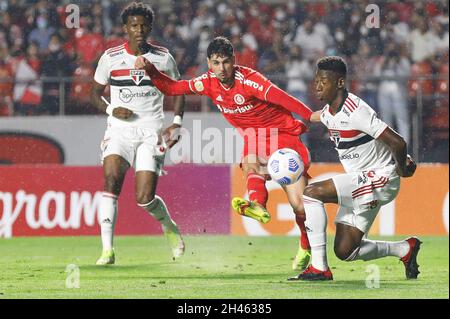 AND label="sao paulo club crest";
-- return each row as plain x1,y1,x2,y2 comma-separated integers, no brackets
329,130,341,146
130,70,145,85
